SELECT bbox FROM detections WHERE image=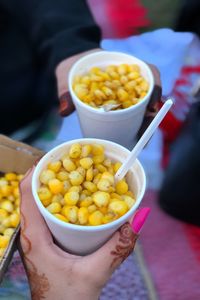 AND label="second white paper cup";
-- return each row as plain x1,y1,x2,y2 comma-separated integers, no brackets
32,138,146,255
68,51,154,149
